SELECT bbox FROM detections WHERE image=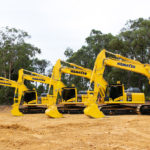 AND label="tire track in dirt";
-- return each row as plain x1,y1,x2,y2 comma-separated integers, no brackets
127,127,150,139
0,124,31,131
